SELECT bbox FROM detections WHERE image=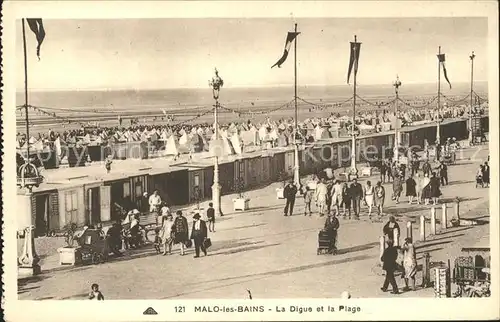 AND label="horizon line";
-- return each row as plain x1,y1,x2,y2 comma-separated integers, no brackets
17,80,489,93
